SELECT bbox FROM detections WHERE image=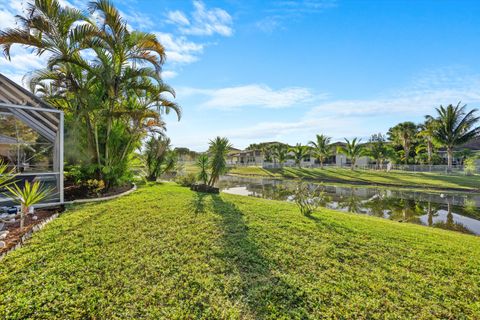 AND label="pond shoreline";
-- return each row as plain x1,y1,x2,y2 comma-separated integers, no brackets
219,175,480,235
226,173,480,194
